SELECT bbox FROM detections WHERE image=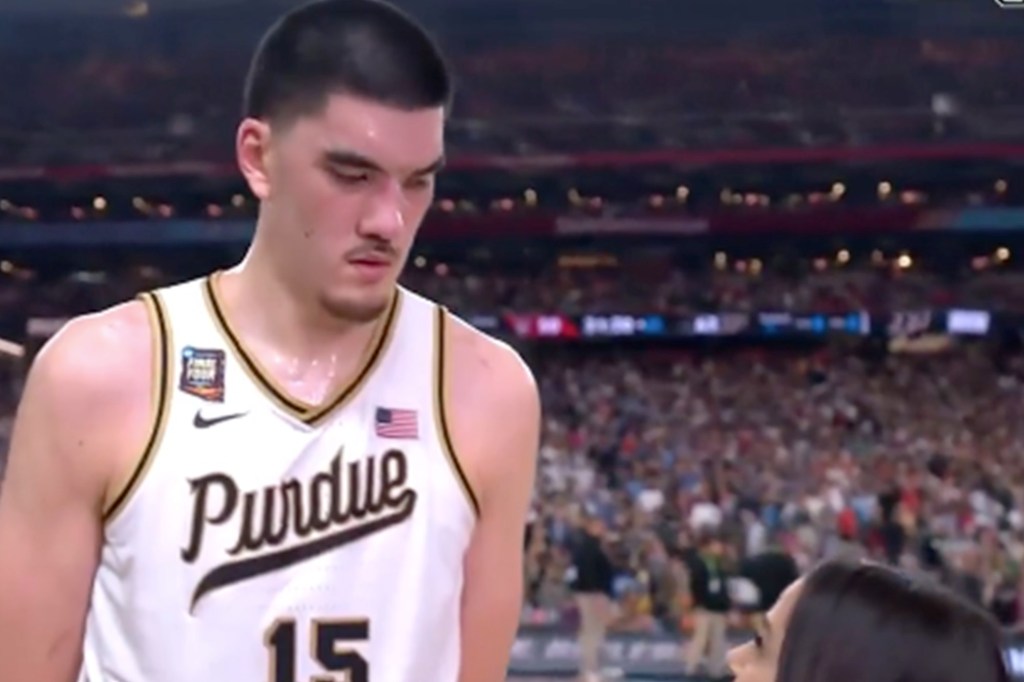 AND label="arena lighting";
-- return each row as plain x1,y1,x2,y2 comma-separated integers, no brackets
0,337,25,359
123,0,149,18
